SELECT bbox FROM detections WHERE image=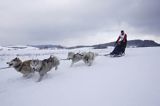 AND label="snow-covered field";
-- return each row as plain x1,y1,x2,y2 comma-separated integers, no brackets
0,47,160,106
